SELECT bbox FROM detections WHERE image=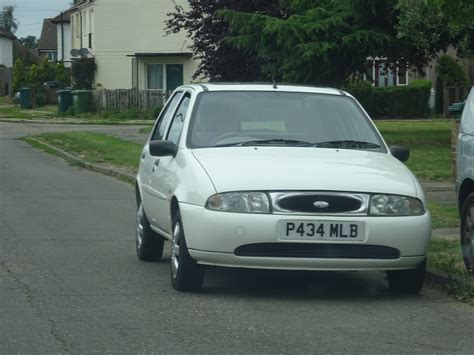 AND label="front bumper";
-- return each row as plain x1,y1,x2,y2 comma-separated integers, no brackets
179,203,432,271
